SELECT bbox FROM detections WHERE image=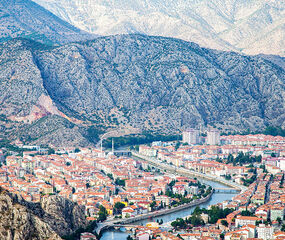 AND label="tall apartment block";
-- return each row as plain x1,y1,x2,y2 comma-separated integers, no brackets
182,128,200,145
206,129,220,145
